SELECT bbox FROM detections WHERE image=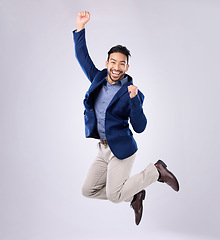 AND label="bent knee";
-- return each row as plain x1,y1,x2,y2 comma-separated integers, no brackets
82,185,93,198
